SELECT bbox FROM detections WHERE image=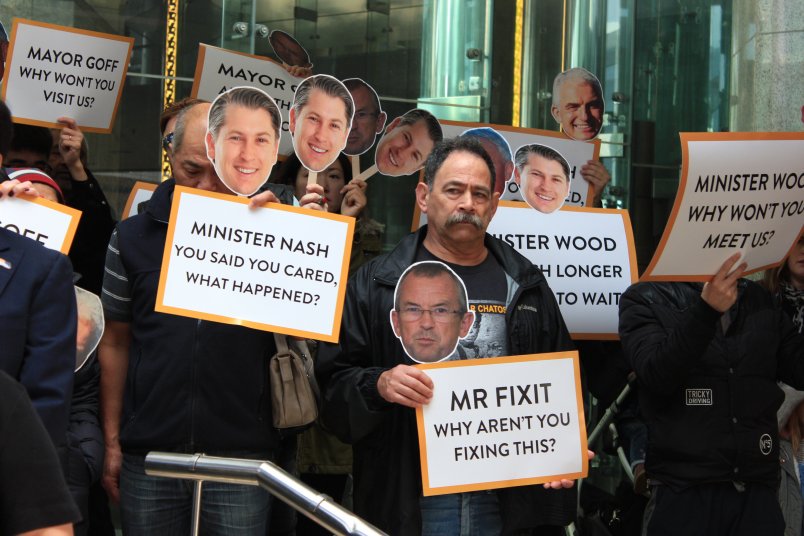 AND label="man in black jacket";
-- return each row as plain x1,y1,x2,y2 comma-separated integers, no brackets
619,253,804,535
318,137,577,535
98,100,319,535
